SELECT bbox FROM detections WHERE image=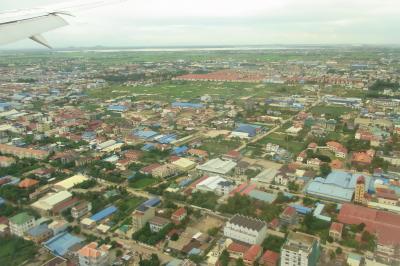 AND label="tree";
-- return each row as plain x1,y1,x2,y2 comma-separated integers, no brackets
320,163,331,177
219,250,230,266
116,249,123,257
139,254,160,266
236,258,245,266
336,247,342,255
